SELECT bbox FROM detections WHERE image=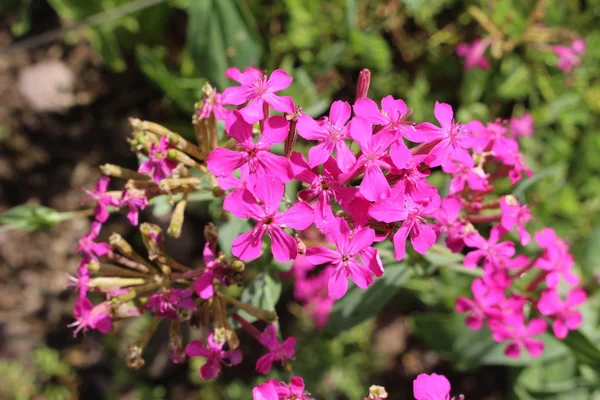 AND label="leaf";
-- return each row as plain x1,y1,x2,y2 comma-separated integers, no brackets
237,273,282,323
0,205,69,232
561,330,600,370
327,262,412,334
217,216,252,256
186,0,262,90
582,226,600,277
411,313,568,371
